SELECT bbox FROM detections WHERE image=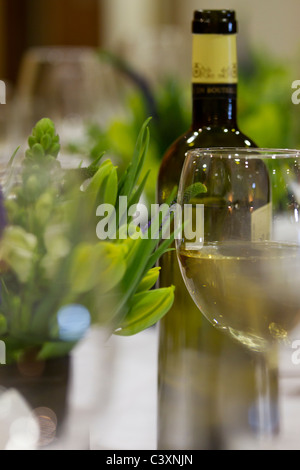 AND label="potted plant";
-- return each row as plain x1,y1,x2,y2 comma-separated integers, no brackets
0,117,175,446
